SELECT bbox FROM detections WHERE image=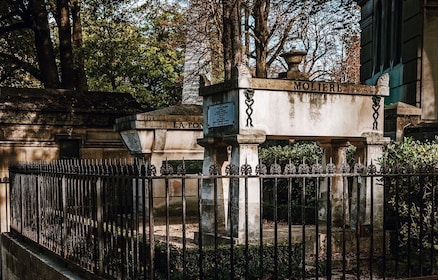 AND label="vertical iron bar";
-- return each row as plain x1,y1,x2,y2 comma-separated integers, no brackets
245,175,249,280
326,176,332,280
382,173,387,280
274,177,279,279
6,178,9,232
20,175,23,234
165,176,170,280
302,177,307,279
431,175,436,275
62,175,67,259
395,176,400,278
132,167,138,278
407,176,412,278
148,177,155,280
259,176,264,280
214,177,218,280
128,170,134,279
419,174,424,276
229,176,235,279
182,175,187,279
120,166,127,279
141,168,147,279
370,175,374,279
96,177,104,275
198,177,203,280
288,177,293,278
342,175,347,279
36,174,40,244
315,177,320,280
356,176,361,278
